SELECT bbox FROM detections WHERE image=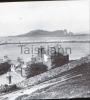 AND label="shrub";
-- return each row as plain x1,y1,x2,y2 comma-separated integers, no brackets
26,63,48,78
51,52,69,68
0,62,11,75
0,84,19,93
